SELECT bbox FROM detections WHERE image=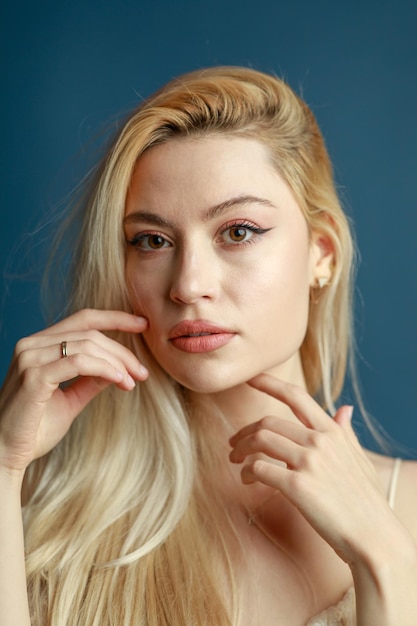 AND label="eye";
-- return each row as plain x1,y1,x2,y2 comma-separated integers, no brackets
219,221,271,245
127,233,172,250
228,226,251,242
